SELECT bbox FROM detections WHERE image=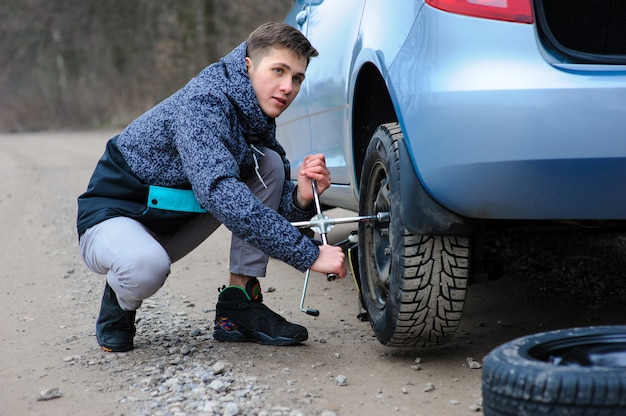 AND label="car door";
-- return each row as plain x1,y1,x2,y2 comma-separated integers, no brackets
300,0,366,185
278,1,315,179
